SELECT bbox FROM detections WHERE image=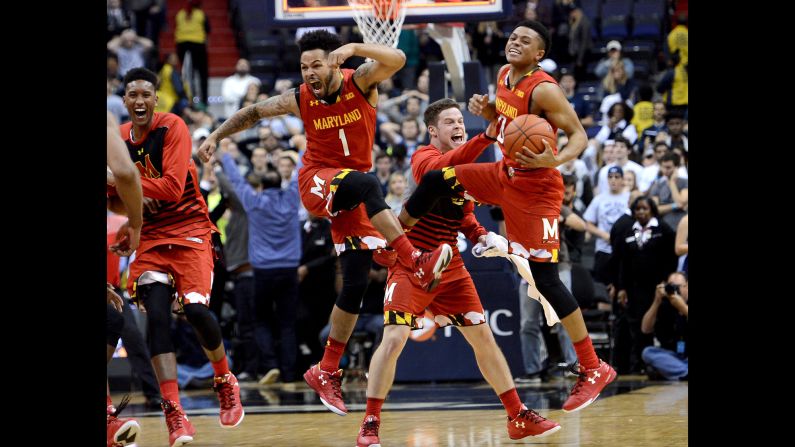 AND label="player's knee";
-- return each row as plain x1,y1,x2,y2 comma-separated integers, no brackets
380,327,410,357
531,263,580,318
334,171,388,217
183,303,222,350
335,280,367,314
